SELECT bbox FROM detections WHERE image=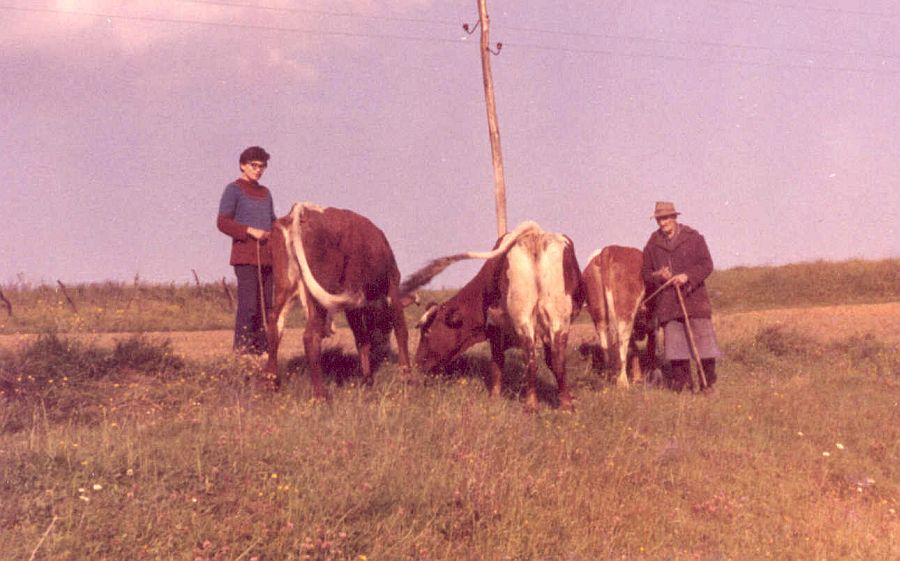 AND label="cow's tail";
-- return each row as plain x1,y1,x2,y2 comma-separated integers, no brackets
289,203,364,312
400,221,541,295
603,285,619,353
